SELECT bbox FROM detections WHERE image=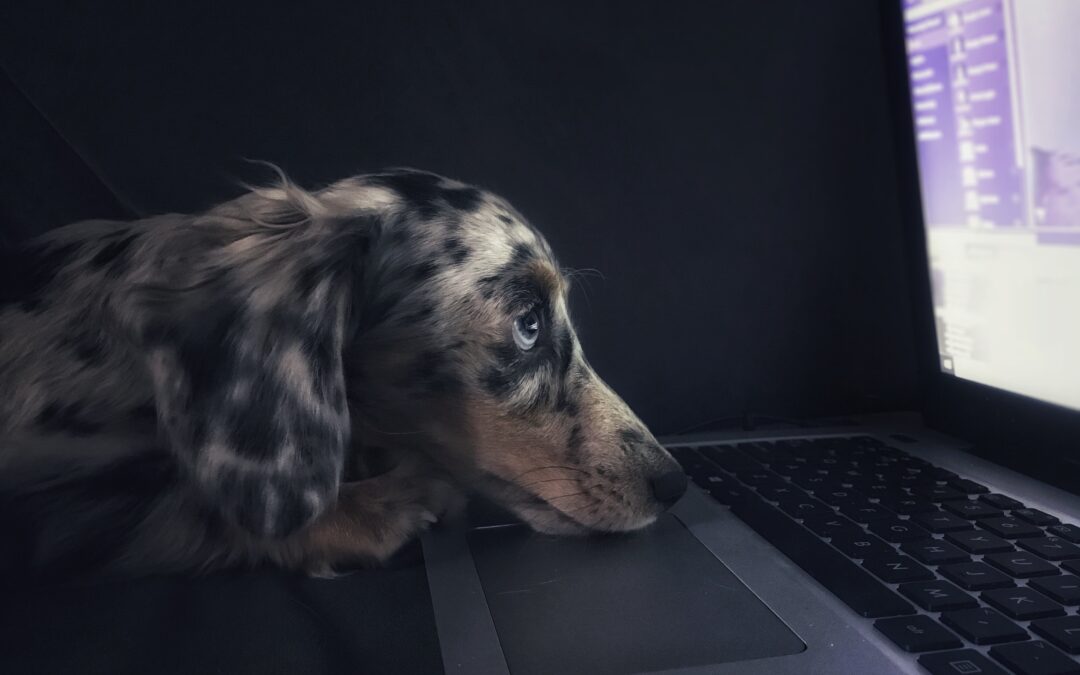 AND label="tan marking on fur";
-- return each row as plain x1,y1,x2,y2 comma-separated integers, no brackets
279,343,318,410
458,382,659,534
320,183,401,213
528,259,568,297
300,460,465,568
221,233,265,256
196,437,269,478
